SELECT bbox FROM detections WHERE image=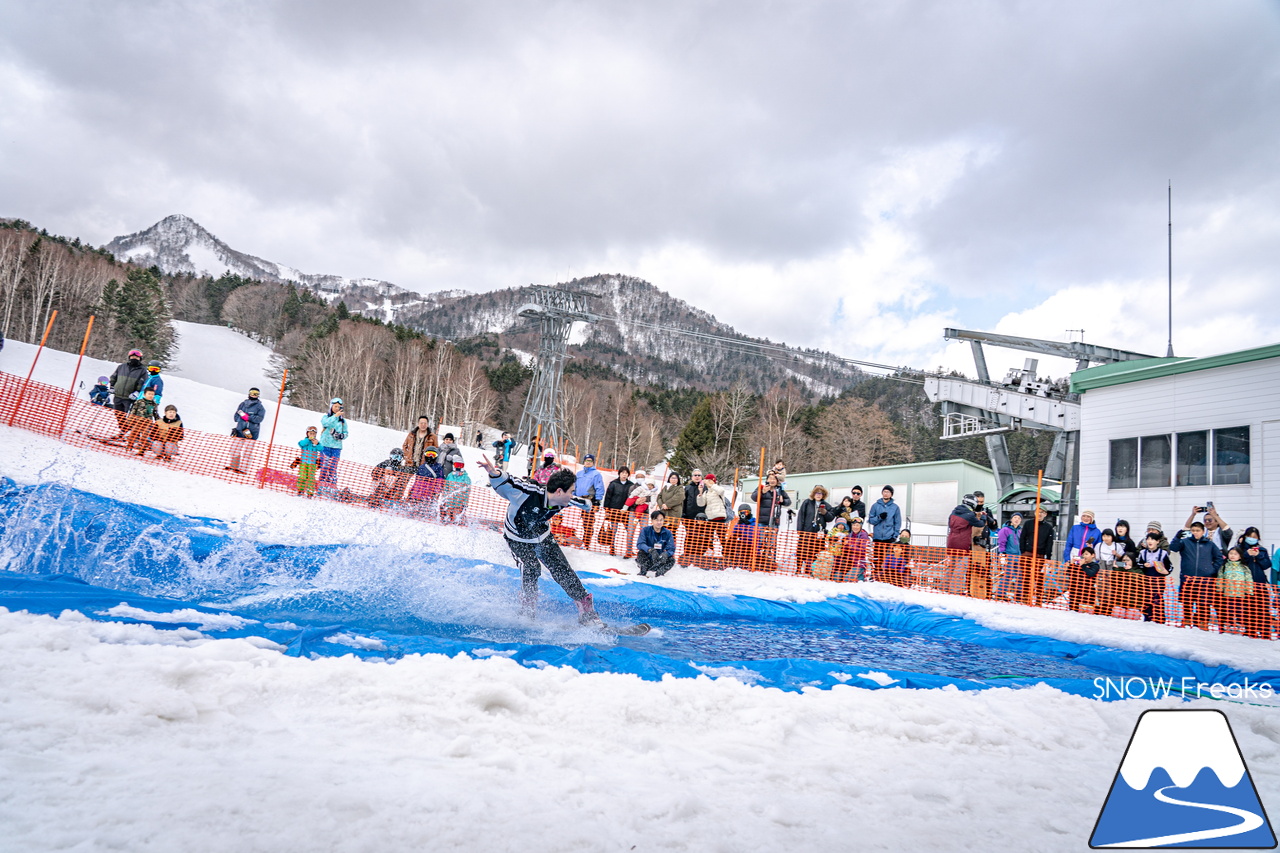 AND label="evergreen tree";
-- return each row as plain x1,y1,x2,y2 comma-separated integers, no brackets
670,396,716,473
